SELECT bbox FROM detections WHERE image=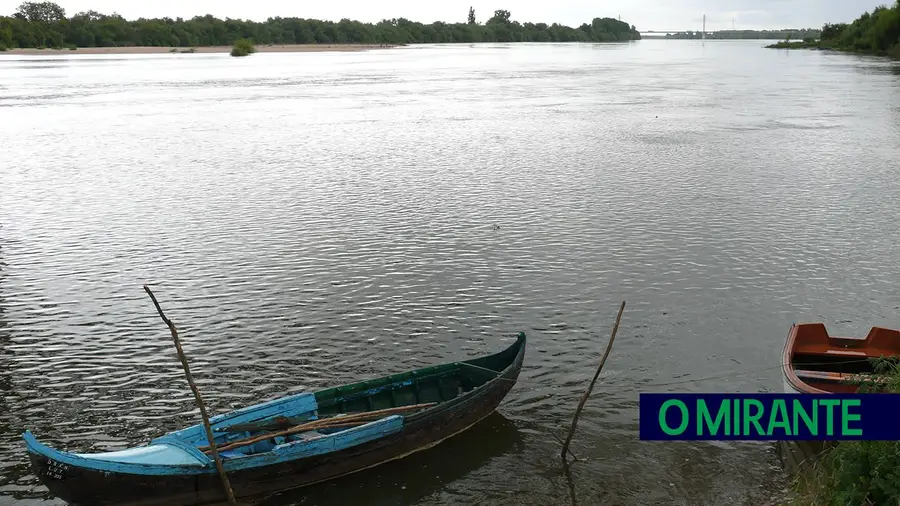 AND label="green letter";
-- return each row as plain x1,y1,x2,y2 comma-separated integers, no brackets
742,399,765,436
659,400,689,436
841,399,862,436
698,400,729,436
820,399,840,436
767,399,791,436
793,399,817,436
